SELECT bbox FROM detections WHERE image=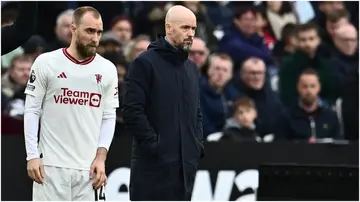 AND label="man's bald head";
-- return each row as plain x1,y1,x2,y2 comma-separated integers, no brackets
333,24,358,55
164,5,197,52
335,24,357,38
165,5,196,24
